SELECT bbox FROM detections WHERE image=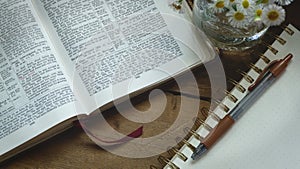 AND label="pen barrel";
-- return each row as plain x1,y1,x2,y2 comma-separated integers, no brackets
202,115,235,149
